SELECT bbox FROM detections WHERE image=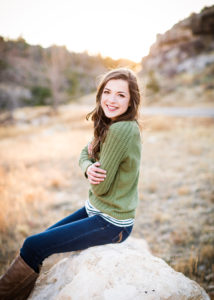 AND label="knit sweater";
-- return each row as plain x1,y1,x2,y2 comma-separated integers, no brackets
79,120,142,220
